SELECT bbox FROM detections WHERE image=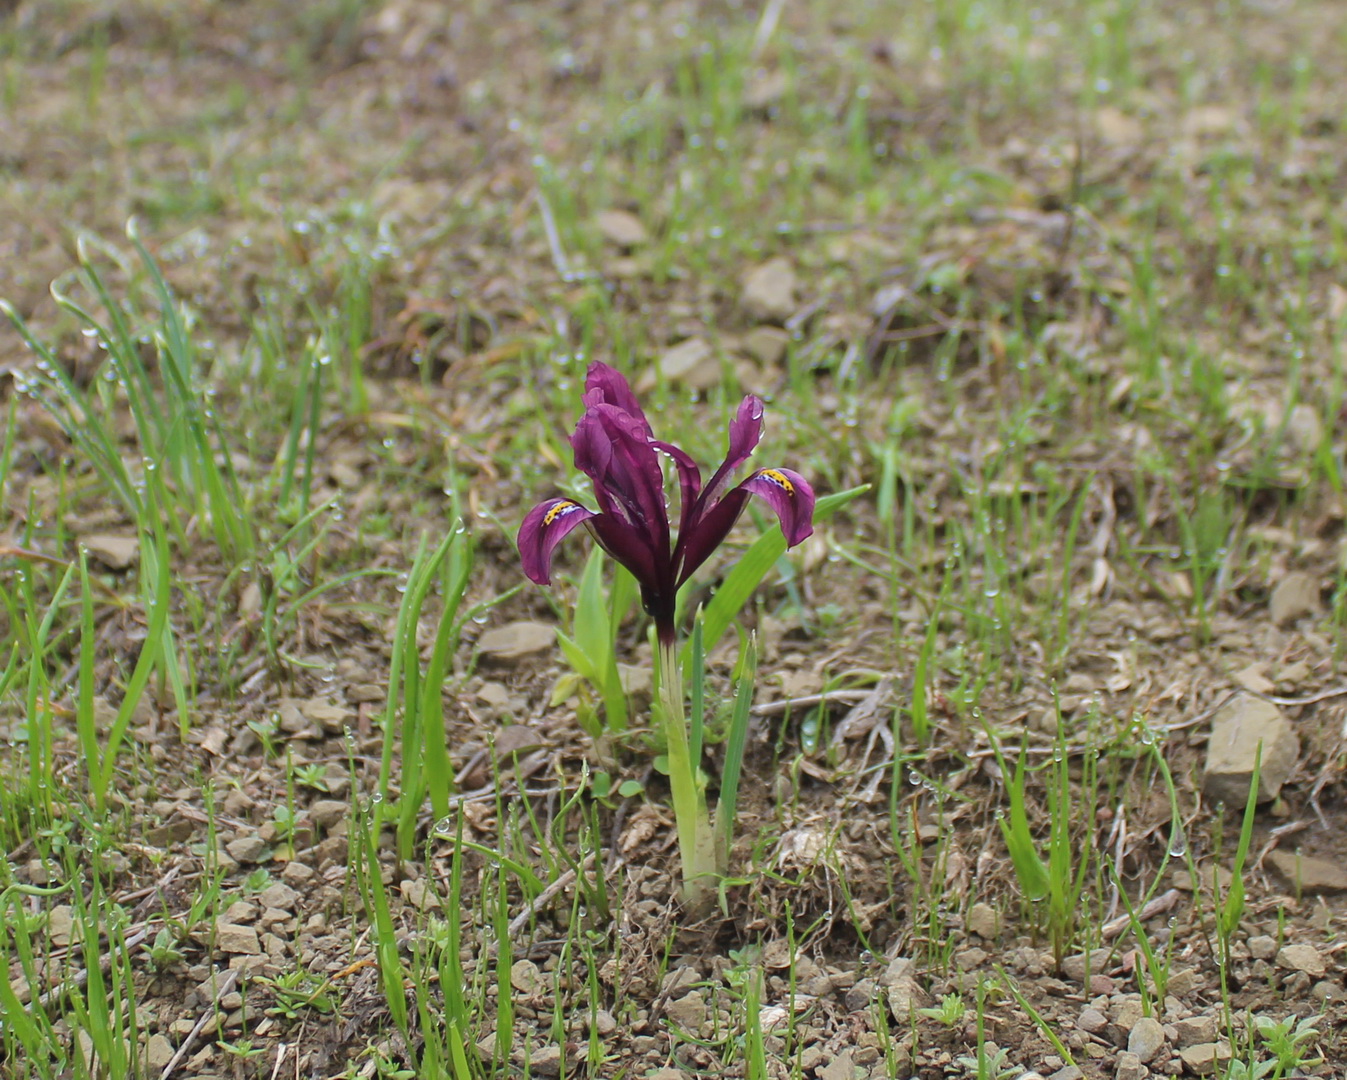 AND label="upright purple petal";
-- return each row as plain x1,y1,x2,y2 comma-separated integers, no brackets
739,468,815,545
571,411,623,521
582,362,652,436
688,395,765,529
518,498,597,585
573,403,670,551
652,440,702,534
